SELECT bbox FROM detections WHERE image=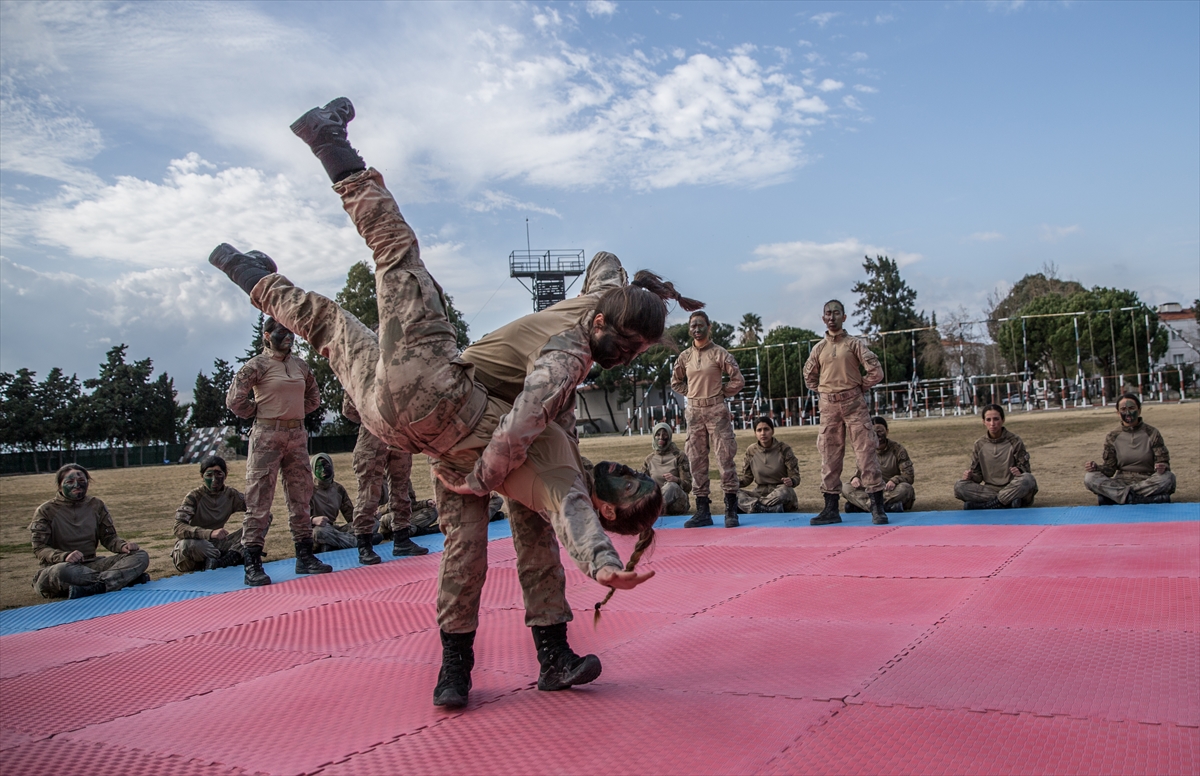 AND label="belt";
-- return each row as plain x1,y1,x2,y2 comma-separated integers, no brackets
688,396,726,408
255,418,304,430
820,388,864,403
